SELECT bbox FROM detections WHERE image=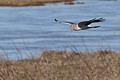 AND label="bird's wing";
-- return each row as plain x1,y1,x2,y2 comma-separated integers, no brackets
78,18,105,27
55,19,75,25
